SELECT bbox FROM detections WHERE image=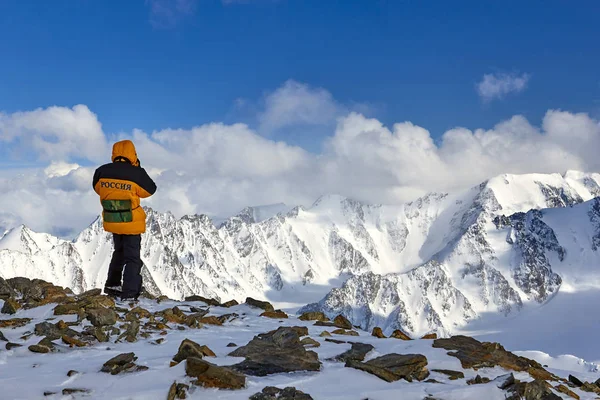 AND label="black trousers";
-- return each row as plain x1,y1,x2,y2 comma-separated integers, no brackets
105,234,142,299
